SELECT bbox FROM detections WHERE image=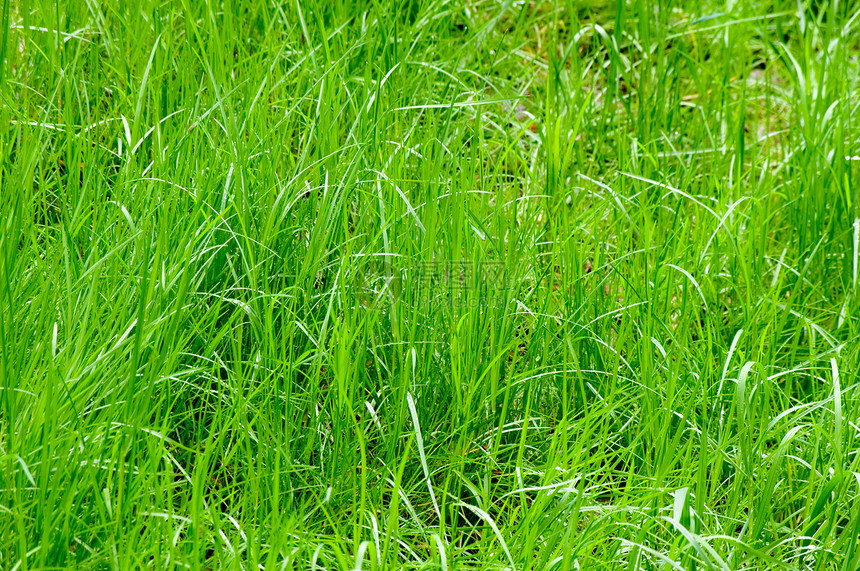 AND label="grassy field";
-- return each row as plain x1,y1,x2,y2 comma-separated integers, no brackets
2,0,860,569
